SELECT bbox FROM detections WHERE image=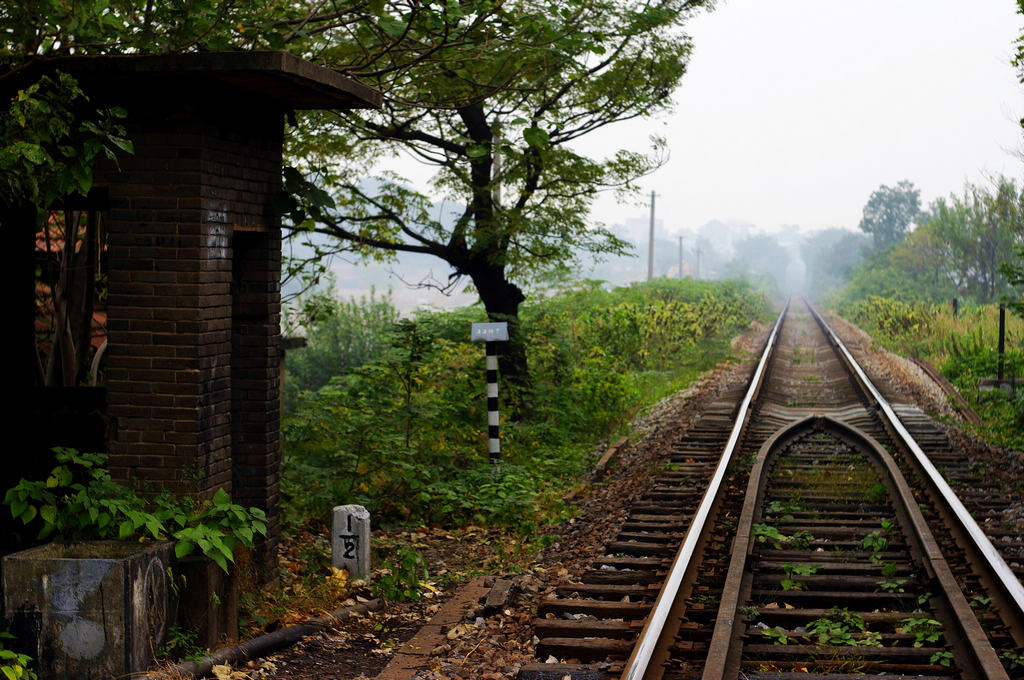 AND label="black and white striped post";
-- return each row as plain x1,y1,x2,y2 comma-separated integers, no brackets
471,322,509,467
